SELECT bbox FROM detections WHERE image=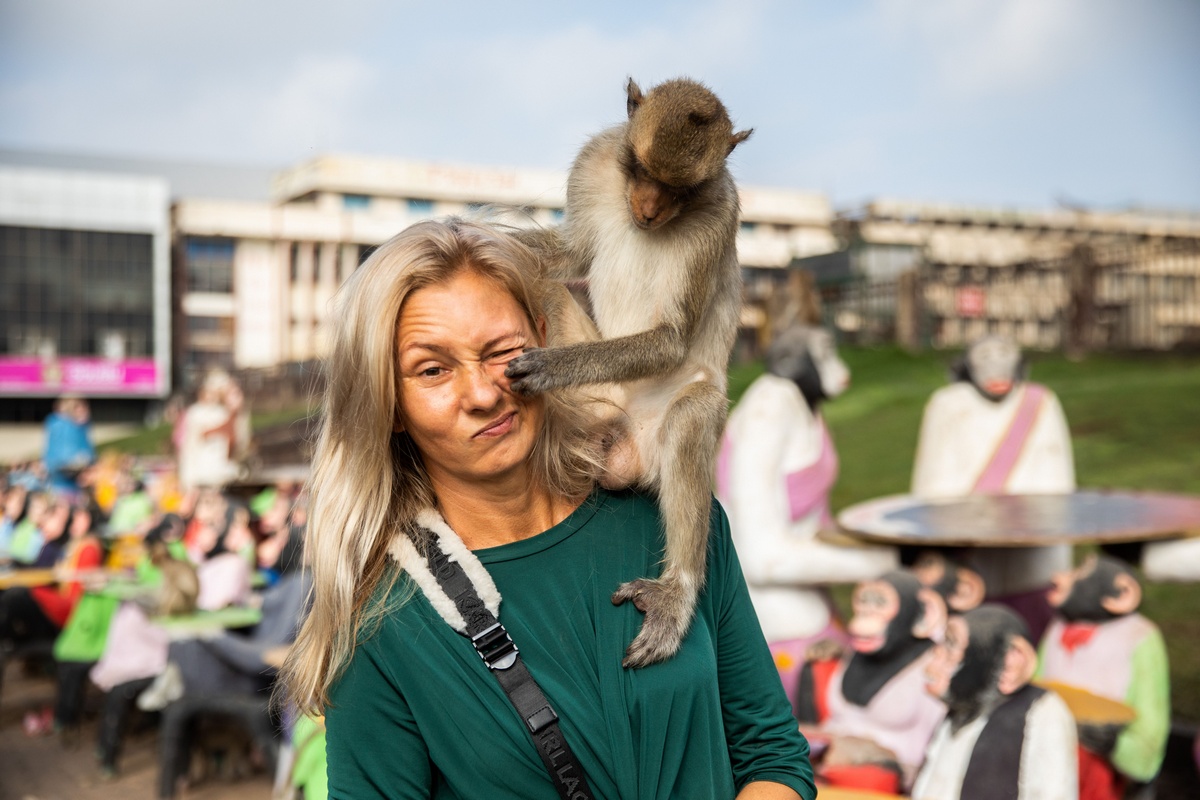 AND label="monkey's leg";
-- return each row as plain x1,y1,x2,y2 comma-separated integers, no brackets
612,380,727,668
